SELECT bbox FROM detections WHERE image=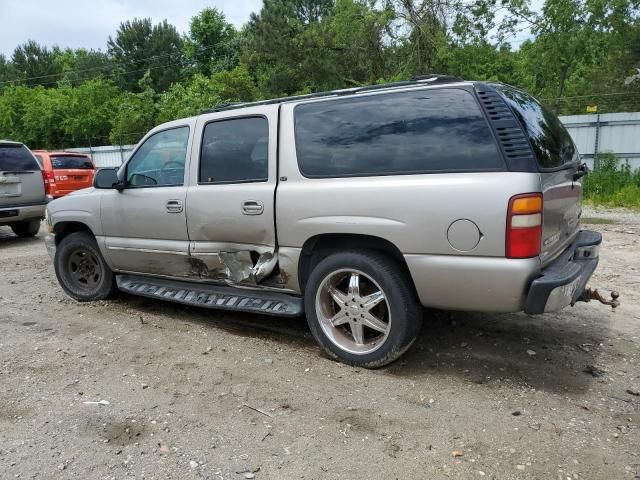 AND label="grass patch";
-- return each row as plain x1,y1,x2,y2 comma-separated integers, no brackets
580,217,618,225
583,153,640,209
